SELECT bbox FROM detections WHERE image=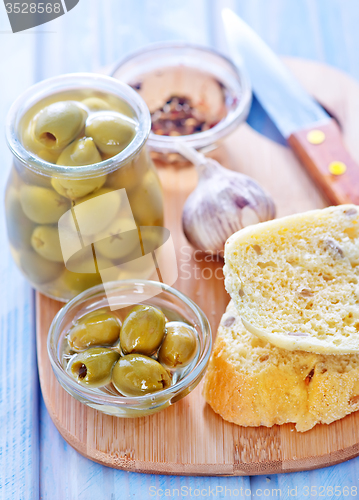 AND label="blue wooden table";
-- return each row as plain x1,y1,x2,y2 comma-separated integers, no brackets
1,1,359,498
